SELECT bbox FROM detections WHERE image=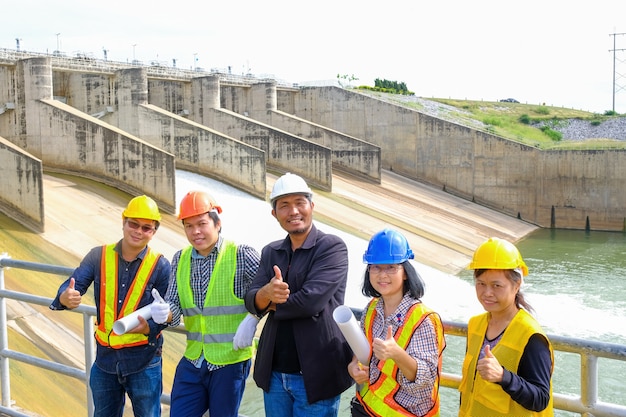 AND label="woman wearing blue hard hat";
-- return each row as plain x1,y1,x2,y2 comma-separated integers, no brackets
347,228,446,417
